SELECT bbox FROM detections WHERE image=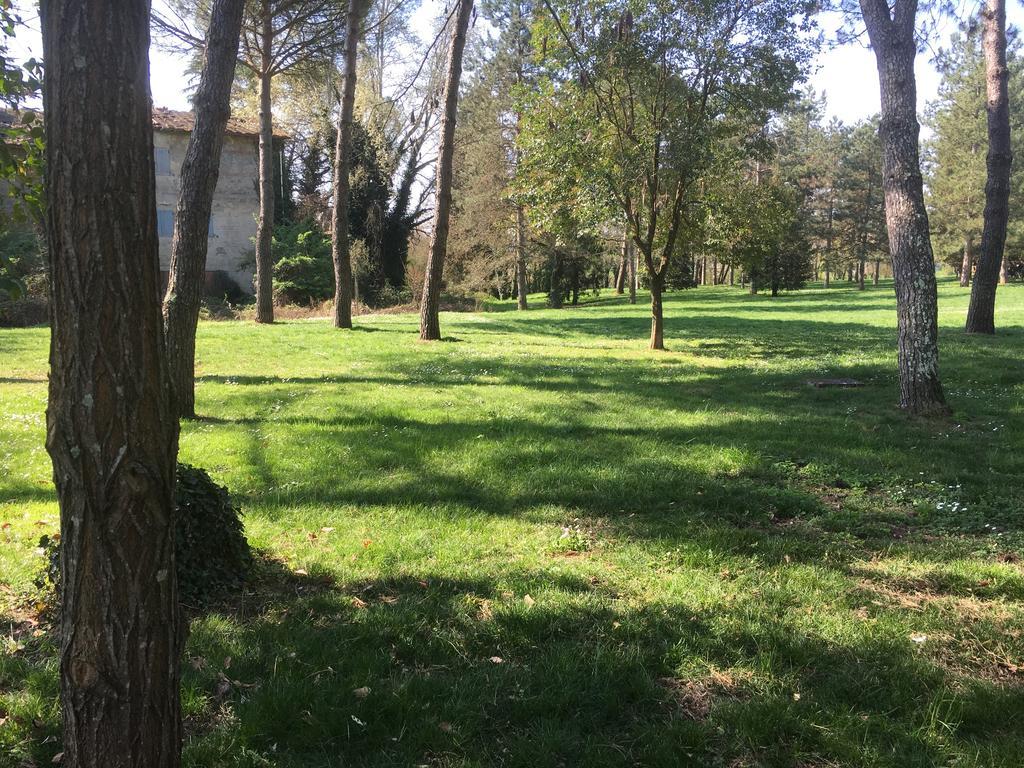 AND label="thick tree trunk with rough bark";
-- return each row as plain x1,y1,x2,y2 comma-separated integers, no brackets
331,0,369,329
860,0,948,415
649,270,665,349
516,206,528,309
419,0,474,340
254,3,276,324
162,0,245,419
960,235,973,287
967,0,1012,334
41,2,182,765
